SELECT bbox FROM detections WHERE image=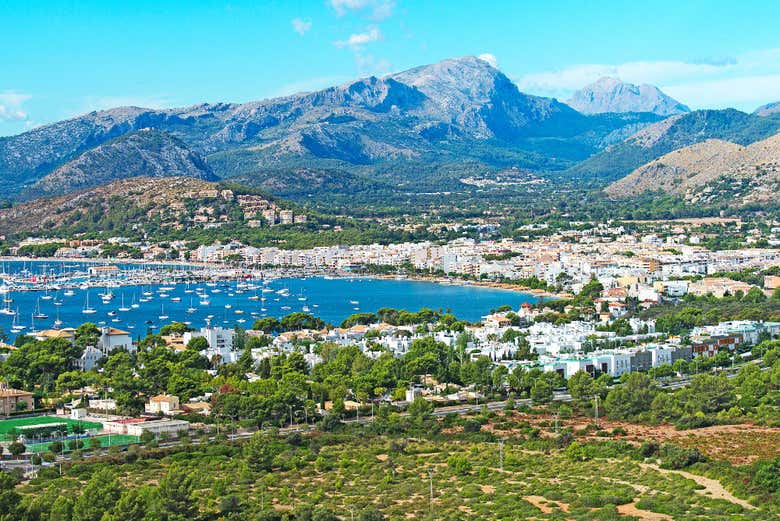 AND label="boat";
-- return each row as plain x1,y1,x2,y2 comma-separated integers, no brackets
107,310,117,317
33,298,48,320
302,305,311,312
170,296,181,302
234,309,244,315
40,289,53,301
350,300,360,305
118,294,131,312
281,305,291,310
224,304,232,309
63,289,75,297
199,297,211,306
0,300,15,316
130,295,140,309
158,304,169,321
53,310,63,328
10,311,25,333
82,293,97,314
